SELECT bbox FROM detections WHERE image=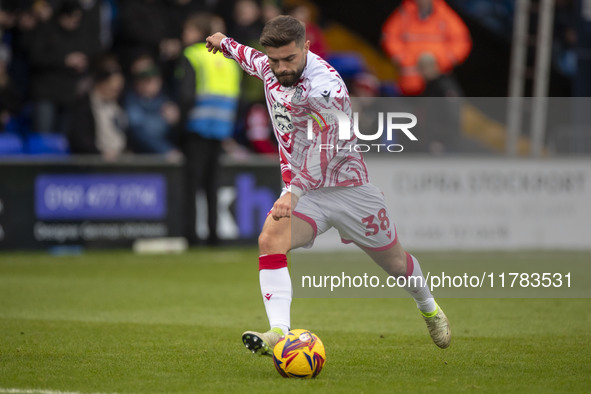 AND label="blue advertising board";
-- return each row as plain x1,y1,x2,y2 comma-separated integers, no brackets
35,174,166,220
0,156,282,250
